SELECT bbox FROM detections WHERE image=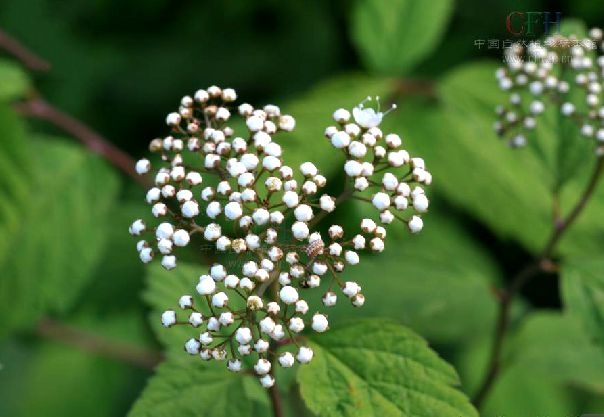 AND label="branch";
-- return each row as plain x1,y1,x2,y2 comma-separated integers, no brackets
0,28,50,71
37,317,163,370
14,97,150,187
473,155,604,408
